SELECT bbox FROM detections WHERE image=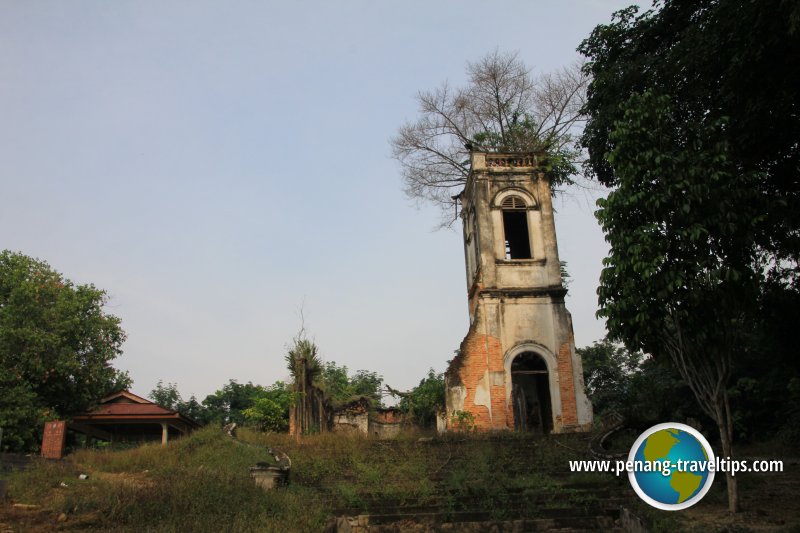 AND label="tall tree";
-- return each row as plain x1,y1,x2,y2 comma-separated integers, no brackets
391,50,587,224
0,251,130,451
580,0,800,512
